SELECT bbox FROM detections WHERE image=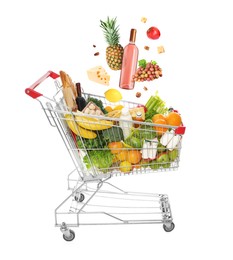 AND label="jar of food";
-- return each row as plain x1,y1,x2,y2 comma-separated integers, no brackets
133,111,144,128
